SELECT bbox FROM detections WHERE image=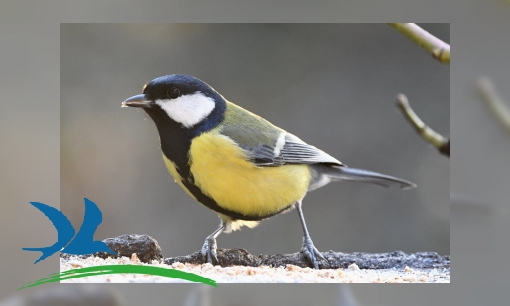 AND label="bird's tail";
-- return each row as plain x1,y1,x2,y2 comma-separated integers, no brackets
21,247,54,264
22,247,45,251
327,165,416,190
